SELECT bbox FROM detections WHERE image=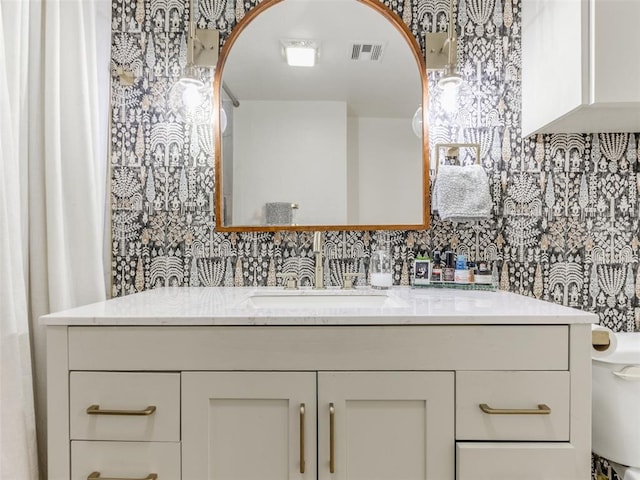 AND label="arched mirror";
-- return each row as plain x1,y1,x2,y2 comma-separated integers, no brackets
214,0,429,231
